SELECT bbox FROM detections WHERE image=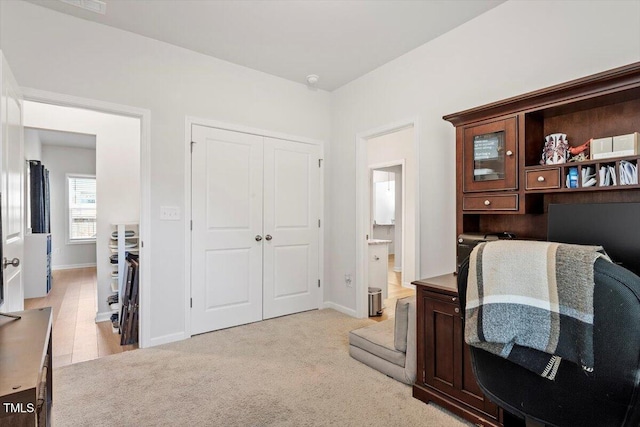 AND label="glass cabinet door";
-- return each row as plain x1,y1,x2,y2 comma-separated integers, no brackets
463,117,517,193
472,131,505,181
